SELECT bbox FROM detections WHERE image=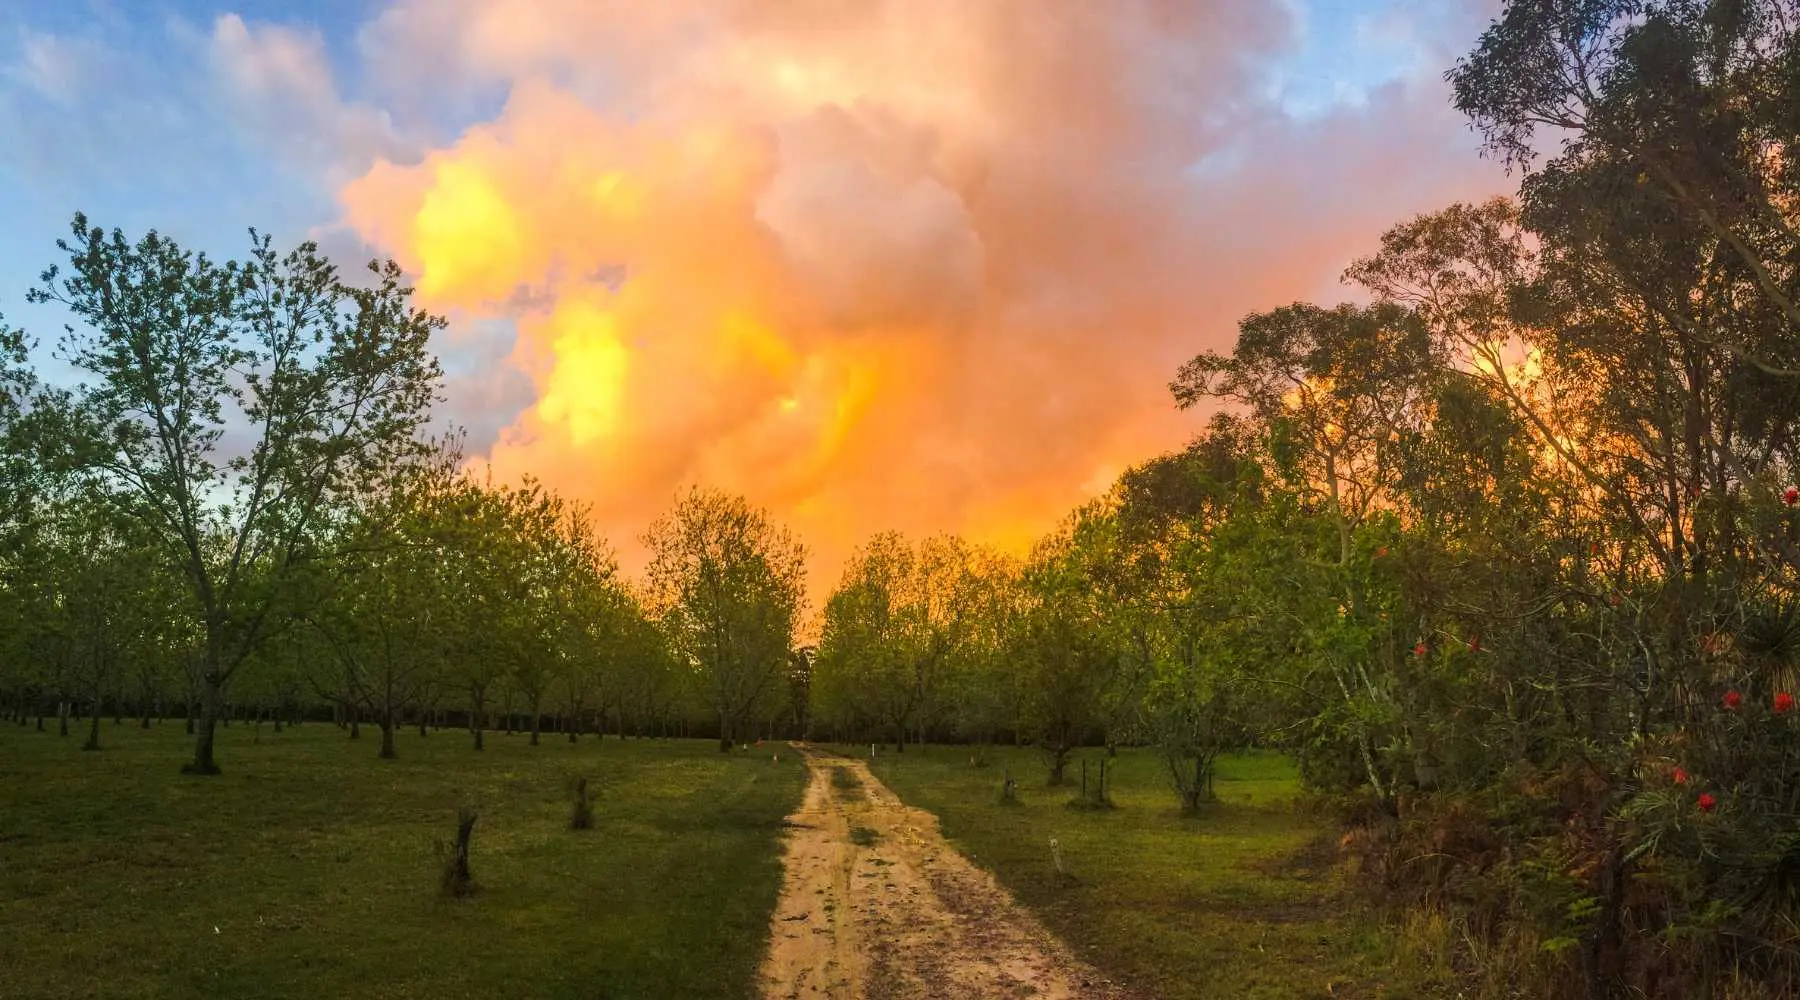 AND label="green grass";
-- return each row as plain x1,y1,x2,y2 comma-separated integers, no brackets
867,745,1412,1000
0,721,808,1000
